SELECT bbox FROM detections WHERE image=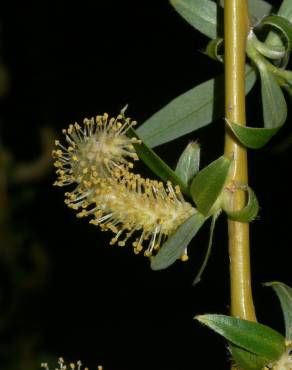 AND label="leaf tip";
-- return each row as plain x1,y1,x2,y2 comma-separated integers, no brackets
189,140,200,148
194,314,206,323
262,281,280,287
169,0,178,7
192,276,201,286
